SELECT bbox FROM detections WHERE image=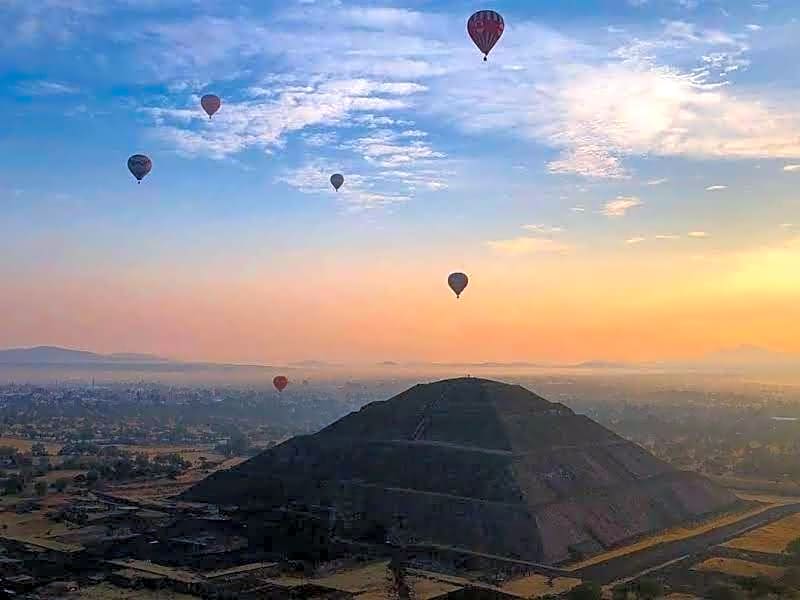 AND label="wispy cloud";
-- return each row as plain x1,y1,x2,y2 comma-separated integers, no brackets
101,2,800,186
646,178,669,186
427,17,800,179
625,237,646,244
655,234,680,240
706,185,728,191
602,196,643,217
522,224,564,234
1,0,104,46
627,0,700,8
147,78,425,159
16,80,79,96
688,231,710,238
277,163,410,211
783,164,800,172
302,131,338,147
486,237,572,256
341,128,445,168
